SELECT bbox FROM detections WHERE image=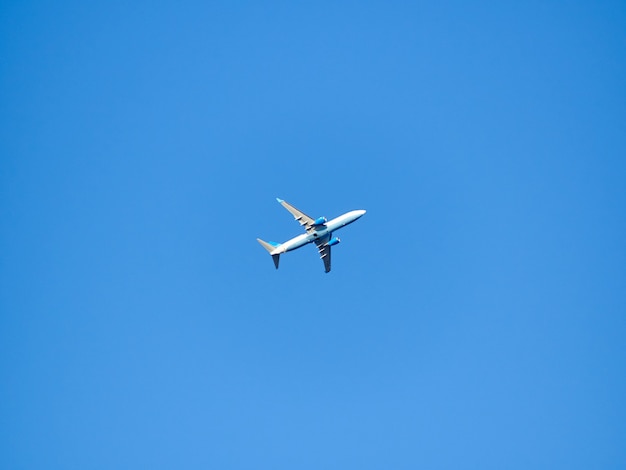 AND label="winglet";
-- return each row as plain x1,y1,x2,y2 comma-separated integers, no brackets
276,197,284,203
